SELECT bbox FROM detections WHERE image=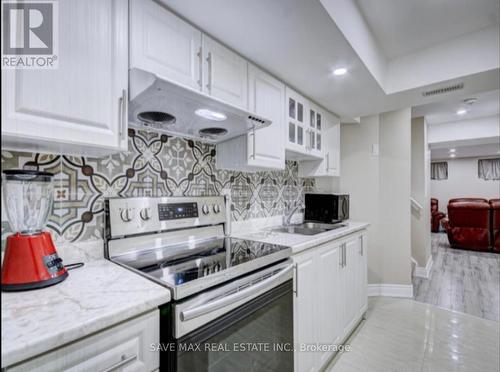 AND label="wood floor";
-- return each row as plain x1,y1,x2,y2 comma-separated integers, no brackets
413,233,500,322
